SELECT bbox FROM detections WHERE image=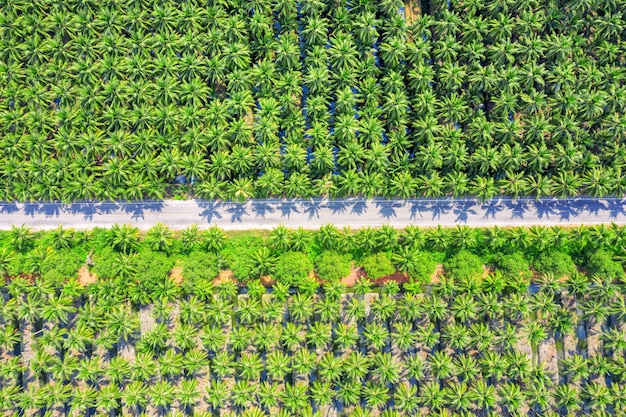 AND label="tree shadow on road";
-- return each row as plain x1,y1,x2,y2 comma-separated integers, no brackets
251,201,275,219
303,200,323,219
508,200,528,219
581,200,607,217
0,203,20,214
376,200,402,219
532,199,557,219
555,200,581,221
408,201,429,220
453,200,477,223
120,202,164,220
429,200,452,220
325,200,349,214
607,200,626,220
198,201,224,223
481,199,504,219
277,201,299,219
350,199,368,215
227,203,248,223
